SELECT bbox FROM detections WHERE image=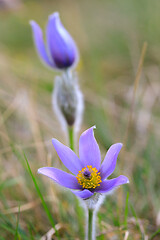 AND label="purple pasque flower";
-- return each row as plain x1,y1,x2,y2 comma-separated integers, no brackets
38,126,129,199
30,12,79,70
